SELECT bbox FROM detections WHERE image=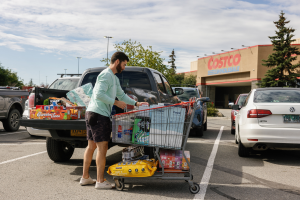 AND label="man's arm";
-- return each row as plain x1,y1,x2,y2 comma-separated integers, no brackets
94,74,115,105
115,81,136,106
